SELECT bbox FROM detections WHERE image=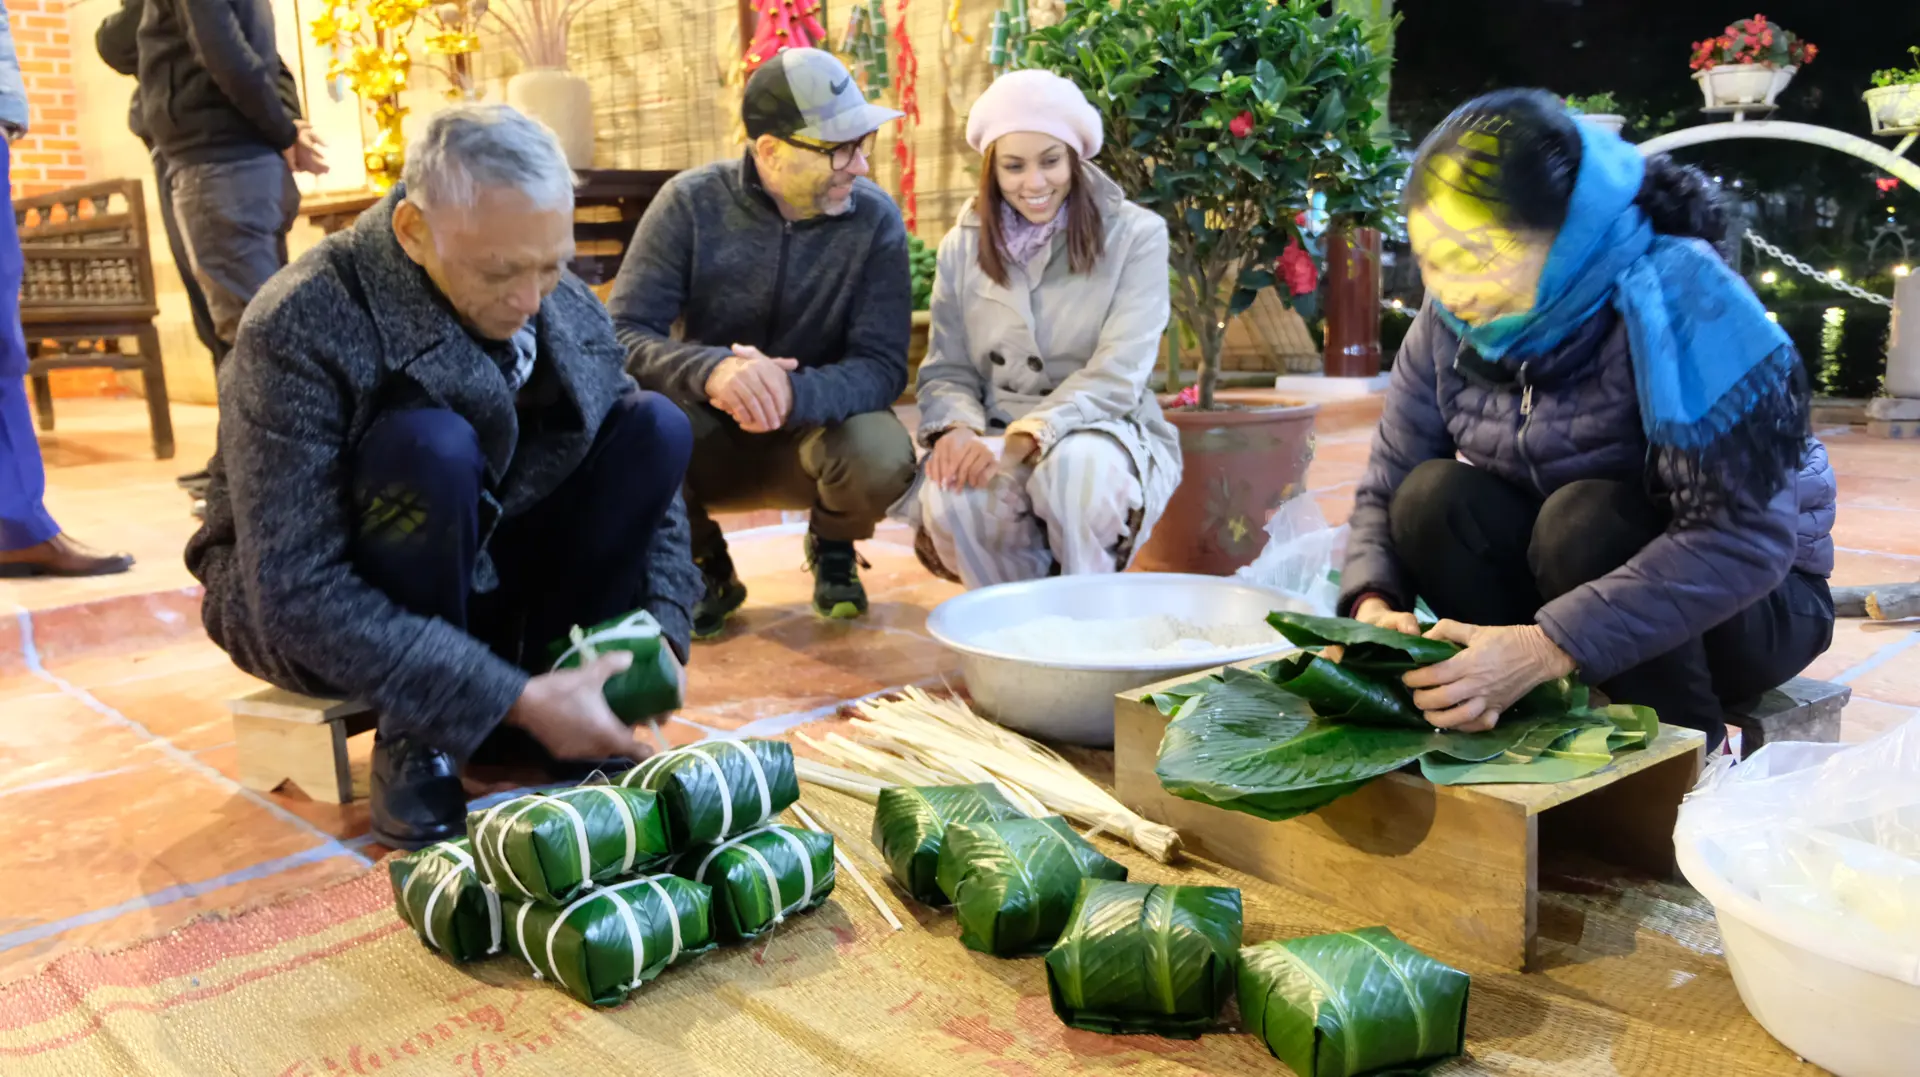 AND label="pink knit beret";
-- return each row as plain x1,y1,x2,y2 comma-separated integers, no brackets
965,69,1104,159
